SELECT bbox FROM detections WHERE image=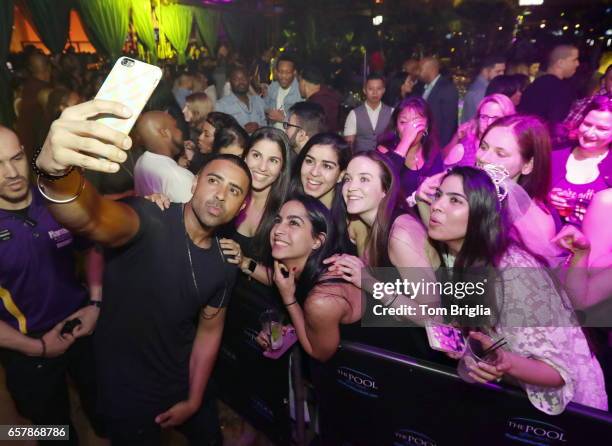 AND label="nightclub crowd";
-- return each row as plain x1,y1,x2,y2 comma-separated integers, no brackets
1,38,612,445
